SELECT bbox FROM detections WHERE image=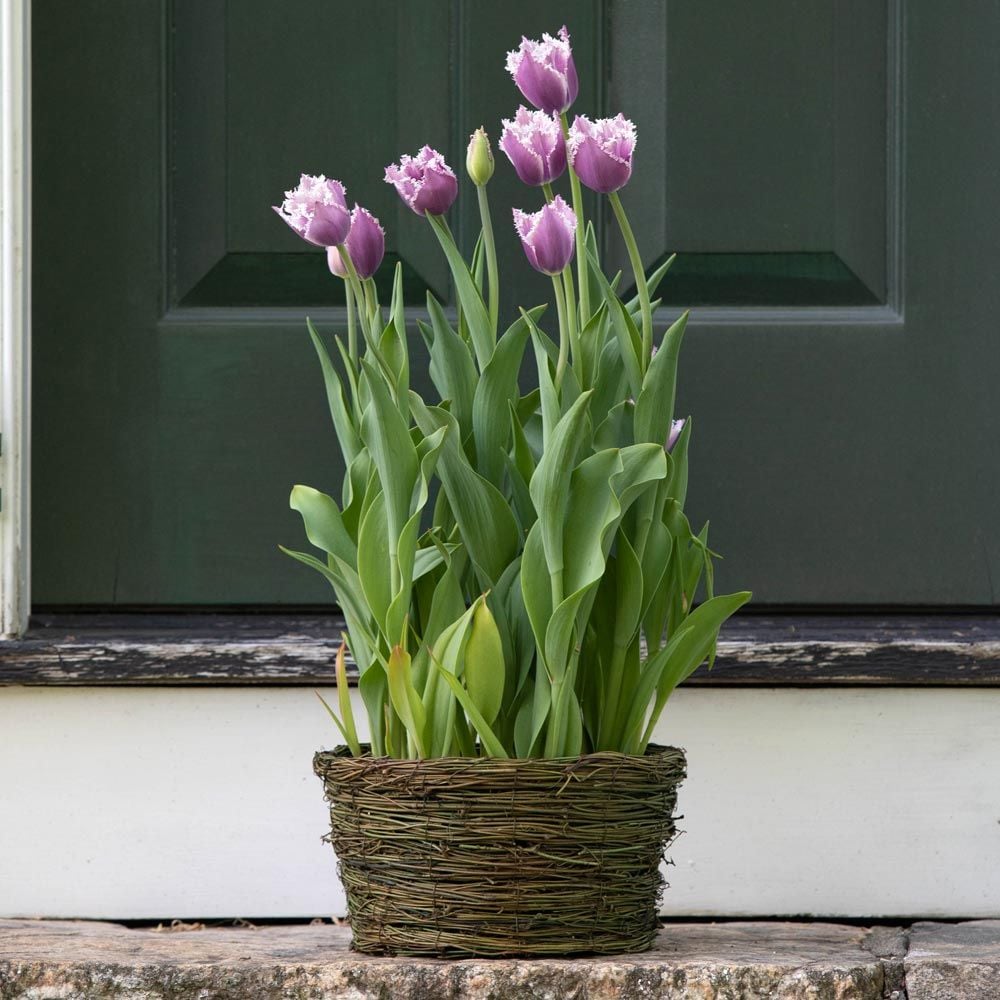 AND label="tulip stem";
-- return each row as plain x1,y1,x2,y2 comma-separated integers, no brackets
541,182,555,204
363,278,380,331
561,264,582,386
338,247,370,342
345,280,358,370
560,113,591,327
476,184,499,338
551,273,569,392
608,190,653,370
